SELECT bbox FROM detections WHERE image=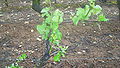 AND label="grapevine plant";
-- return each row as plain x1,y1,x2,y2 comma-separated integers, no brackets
36,7,68,62
33,0,109,67
71,0,108,25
